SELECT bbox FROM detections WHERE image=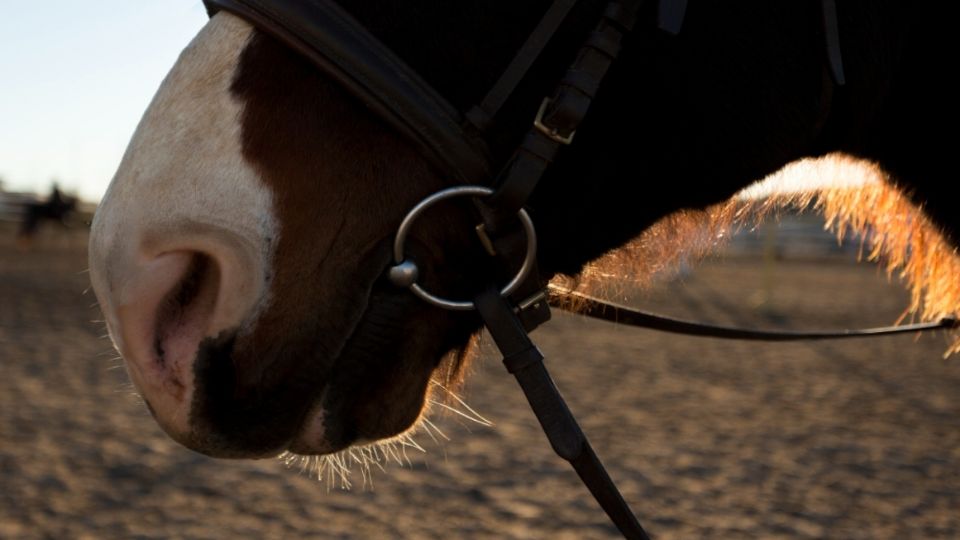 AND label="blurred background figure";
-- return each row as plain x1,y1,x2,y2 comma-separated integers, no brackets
14,183,77,249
